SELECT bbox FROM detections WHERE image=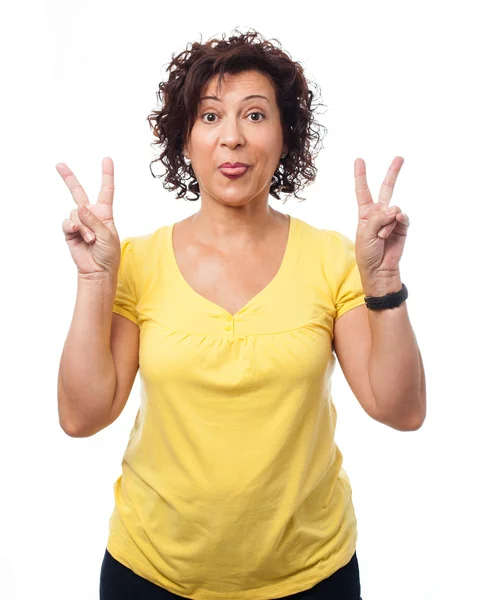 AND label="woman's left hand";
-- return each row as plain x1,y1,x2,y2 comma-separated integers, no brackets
354,156,410,288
